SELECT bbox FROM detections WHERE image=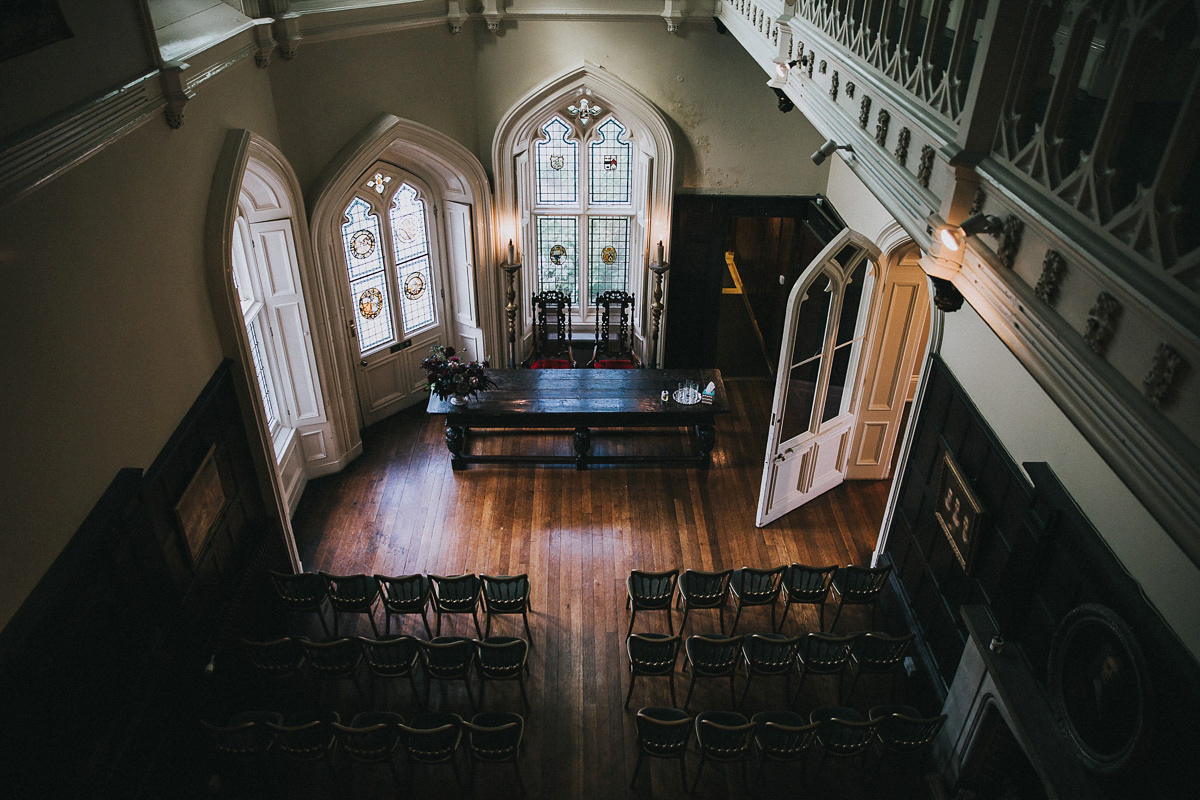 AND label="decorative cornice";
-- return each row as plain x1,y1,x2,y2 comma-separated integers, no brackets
1034,249,1068,307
